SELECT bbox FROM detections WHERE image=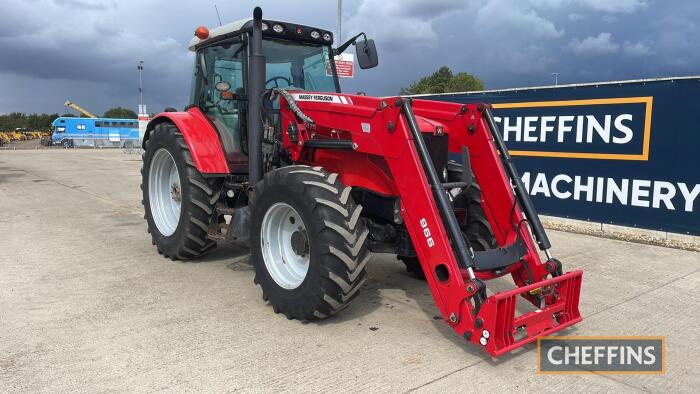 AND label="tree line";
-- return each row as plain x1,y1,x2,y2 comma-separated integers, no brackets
1,67,480,132
0,107,138,132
